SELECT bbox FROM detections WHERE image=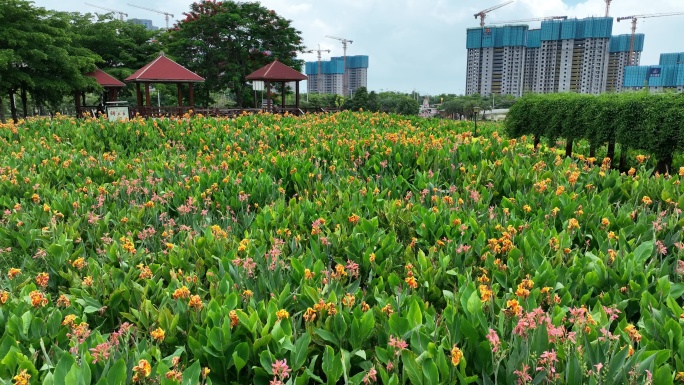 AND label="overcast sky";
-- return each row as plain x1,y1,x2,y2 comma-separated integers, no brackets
32,0,684,95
